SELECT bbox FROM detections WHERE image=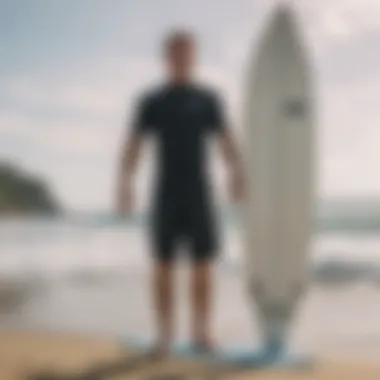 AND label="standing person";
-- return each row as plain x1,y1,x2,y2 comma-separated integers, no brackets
117,30,245,356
